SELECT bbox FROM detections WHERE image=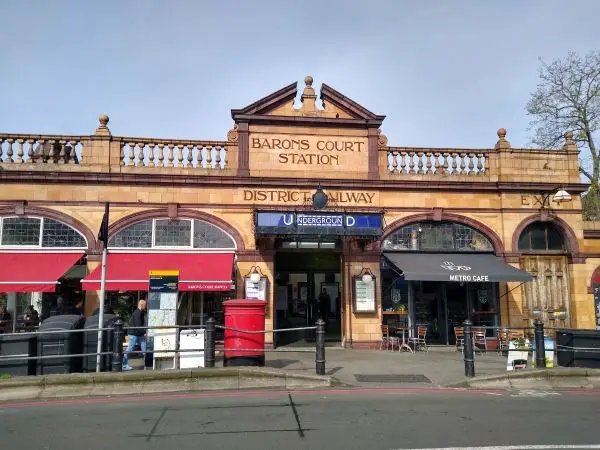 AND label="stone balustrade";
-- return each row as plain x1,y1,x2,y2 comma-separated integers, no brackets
0,134,84,165
118,138,229,169
385,147,490,177
0,120,581,185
